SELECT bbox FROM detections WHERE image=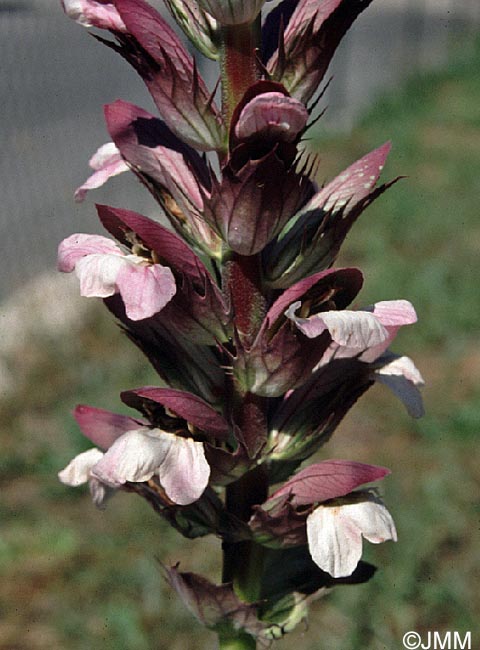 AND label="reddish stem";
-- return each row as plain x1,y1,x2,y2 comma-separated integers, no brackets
221,22,259,127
